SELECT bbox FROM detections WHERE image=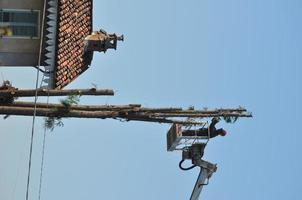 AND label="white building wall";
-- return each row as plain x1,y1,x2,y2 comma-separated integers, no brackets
0,0,44,66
